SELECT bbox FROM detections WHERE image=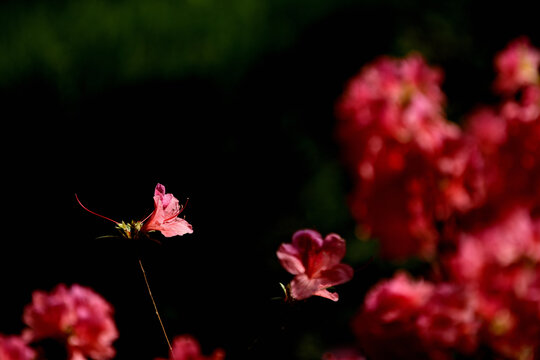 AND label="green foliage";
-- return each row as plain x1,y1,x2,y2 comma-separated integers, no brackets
0,0,355,95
